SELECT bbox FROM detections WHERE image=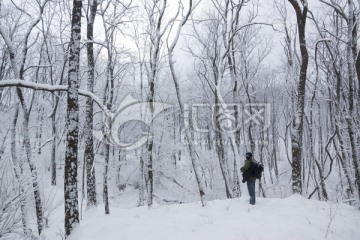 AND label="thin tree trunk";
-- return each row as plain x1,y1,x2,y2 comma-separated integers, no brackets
138,154,145,206
10,105,27,234
214,103,233,198
104,144,110,214
51,113,56,186
166,1,207,204
103,50,115,214
1,20,45,236
23,111,44,235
